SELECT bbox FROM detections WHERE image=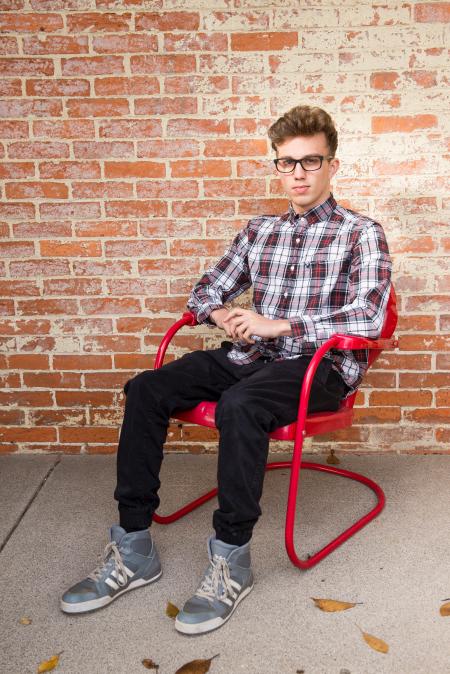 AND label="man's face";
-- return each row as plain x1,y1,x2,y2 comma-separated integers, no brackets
274,133,339,214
